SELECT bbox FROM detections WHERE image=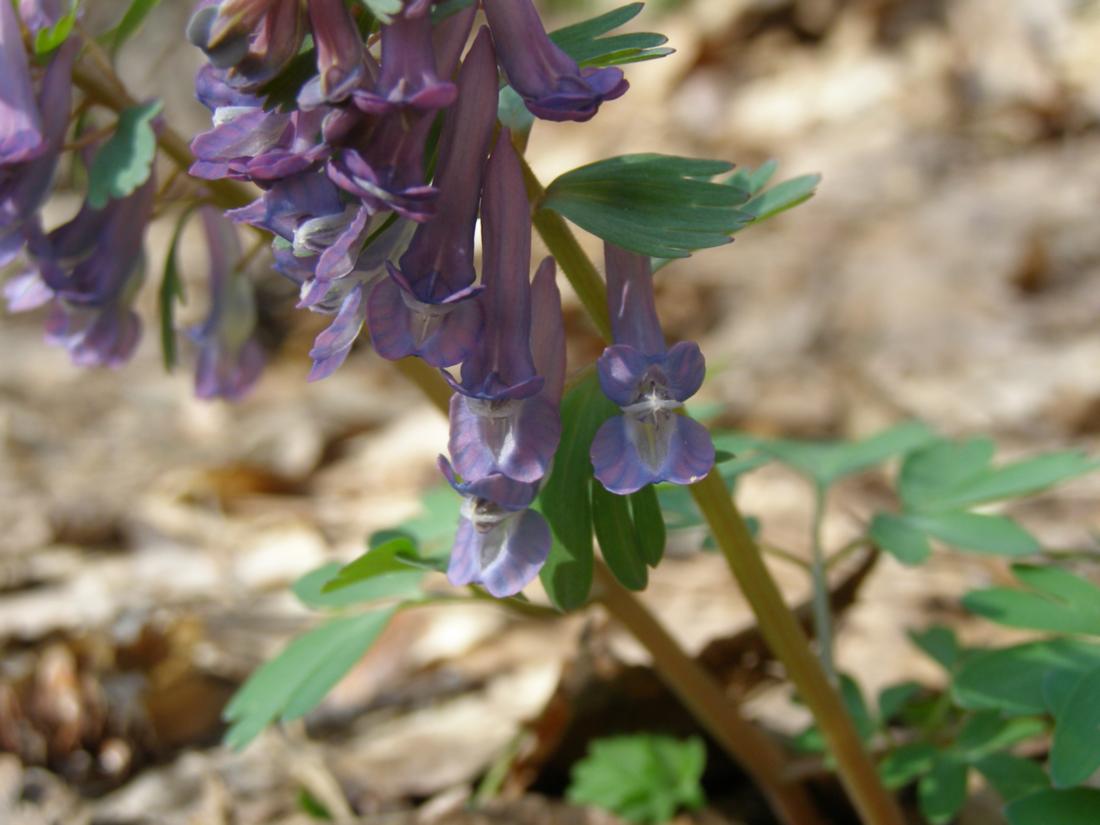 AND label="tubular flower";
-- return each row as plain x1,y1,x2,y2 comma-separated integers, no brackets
30,178,157,368
297,0,373,109
0,0,44,165
447,133,562,484
438,457,551,598
366,28,497,367
351,2,456,115
590,243,715,495
190,208,265,400
187,0,307,90
483,0,628,123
